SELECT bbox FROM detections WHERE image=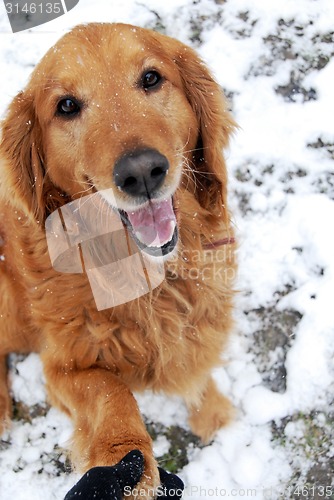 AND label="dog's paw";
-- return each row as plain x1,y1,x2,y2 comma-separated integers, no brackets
189,384,234,444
